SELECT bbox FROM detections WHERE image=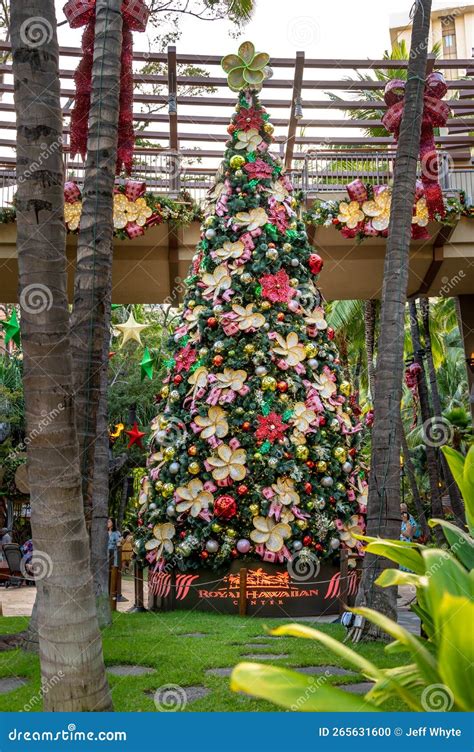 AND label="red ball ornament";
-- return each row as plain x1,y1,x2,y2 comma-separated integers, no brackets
331,218,339,225
319,417,326,426
327,328,335,340
277,380,288,393
214,495,237,520
306,460,314,469
304,482,313,494
207,316,218,328
242,421,251,431
268,242,276,248
349,448,357,458
138,518,143,526
213,354,224,367
231,548,239,558
227,124,236,135
303,535,313,546
237,484,248,496
200,550,209,560
315,543,323,552
309,253,324,274
329,496,336,504
173,374,183,385
180,531,186,539
277,312,285,322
